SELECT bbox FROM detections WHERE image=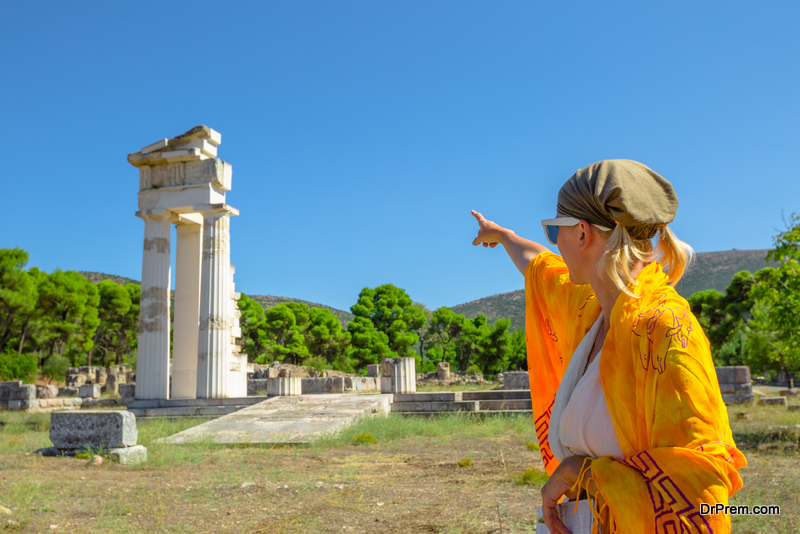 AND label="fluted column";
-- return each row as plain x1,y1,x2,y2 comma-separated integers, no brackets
196,208,233,398
171,222,202,399
135,213,171,400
